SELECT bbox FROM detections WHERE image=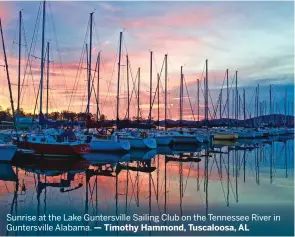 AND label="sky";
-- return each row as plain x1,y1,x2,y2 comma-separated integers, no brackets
0,1,294,120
